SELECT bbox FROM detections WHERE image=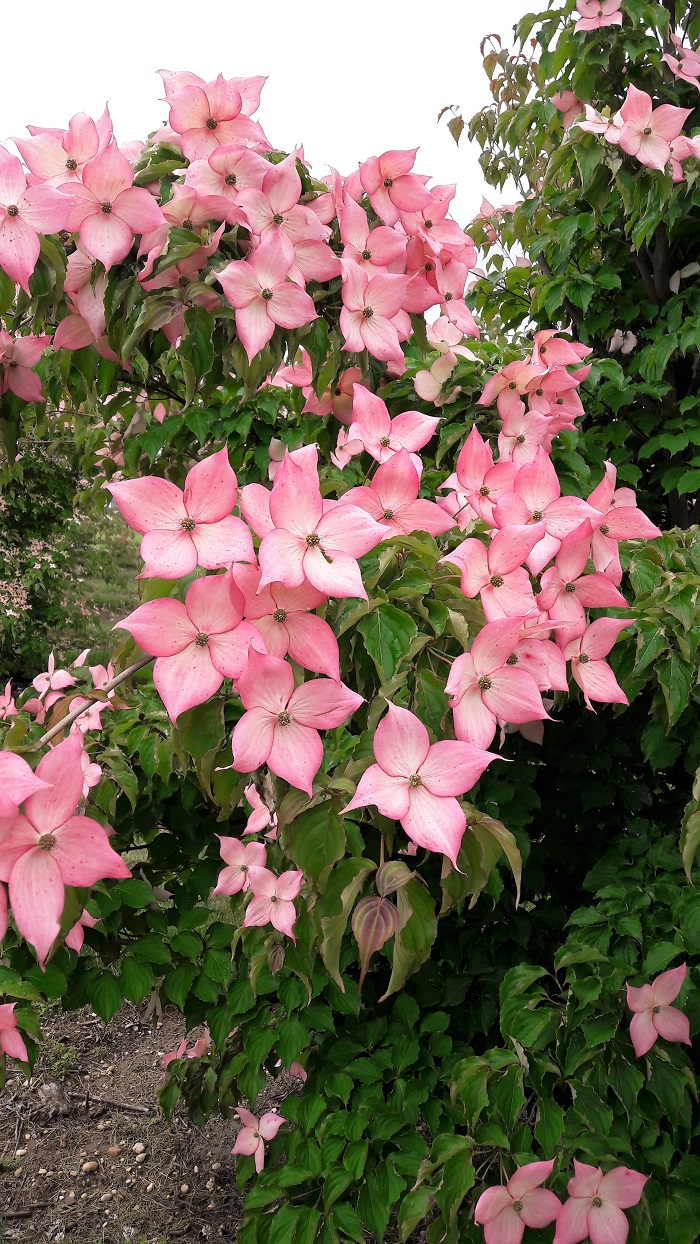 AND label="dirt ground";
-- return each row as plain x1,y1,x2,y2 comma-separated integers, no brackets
0,1003,291,1244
